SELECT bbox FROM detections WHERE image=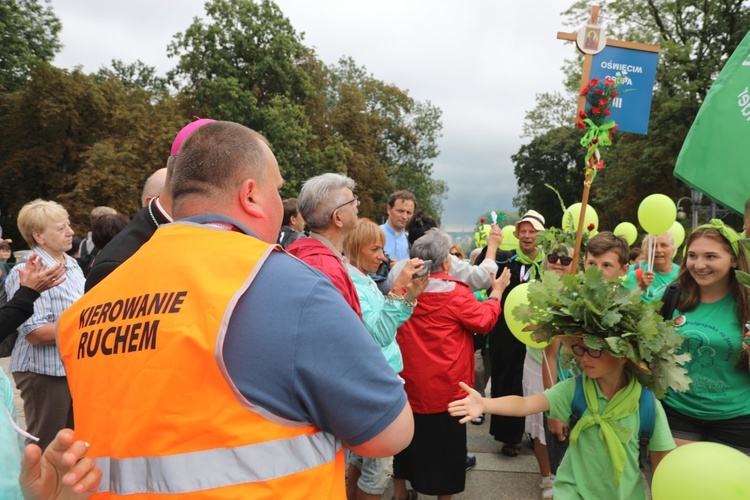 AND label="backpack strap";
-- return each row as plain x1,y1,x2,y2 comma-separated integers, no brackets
659,282,682,319
569,374,586,430
638,387,657,486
